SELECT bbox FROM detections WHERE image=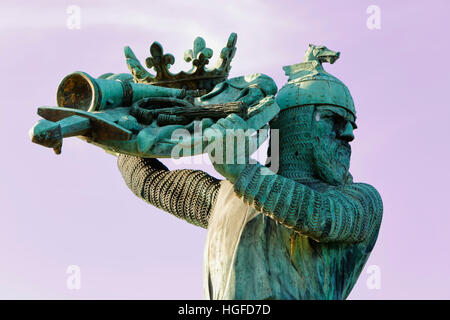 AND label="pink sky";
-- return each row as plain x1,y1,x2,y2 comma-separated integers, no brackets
1,0,449,299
